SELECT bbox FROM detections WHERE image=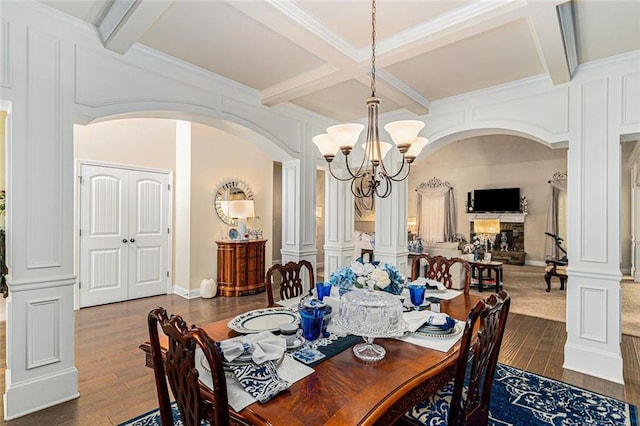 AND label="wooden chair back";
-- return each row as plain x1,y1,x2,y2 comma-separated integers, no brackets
449,290,511,425
410,254,471,294
265,260,314,307
147,307,267,426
